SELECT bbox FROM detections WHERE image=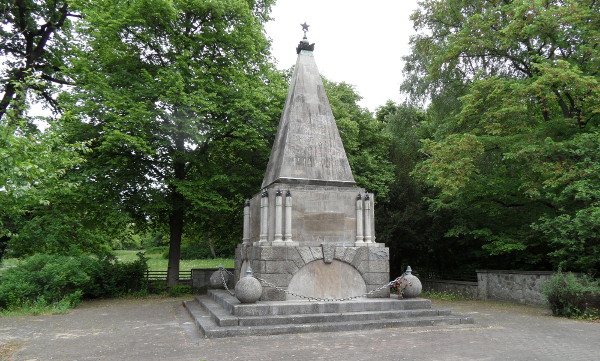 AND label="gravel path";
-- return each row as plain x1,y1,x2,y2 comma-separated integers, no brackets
1,296,598,360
